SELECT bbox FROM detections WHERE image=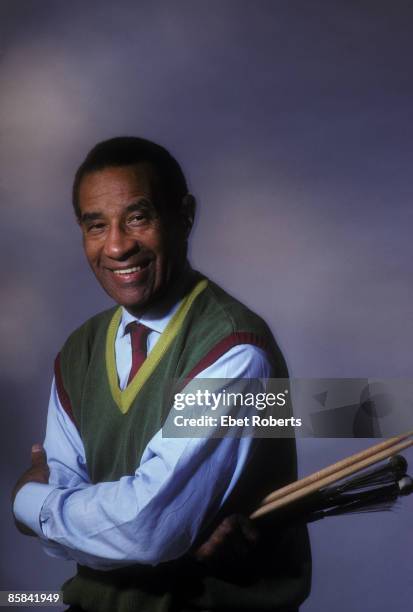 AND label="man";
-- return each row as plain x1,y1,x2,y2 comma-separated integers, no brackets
12,137,311,612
